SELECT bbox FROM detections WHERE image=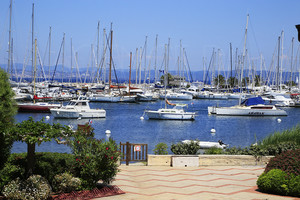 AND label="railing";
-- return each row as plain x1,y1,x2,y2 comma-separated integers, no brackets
120,142,148,165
